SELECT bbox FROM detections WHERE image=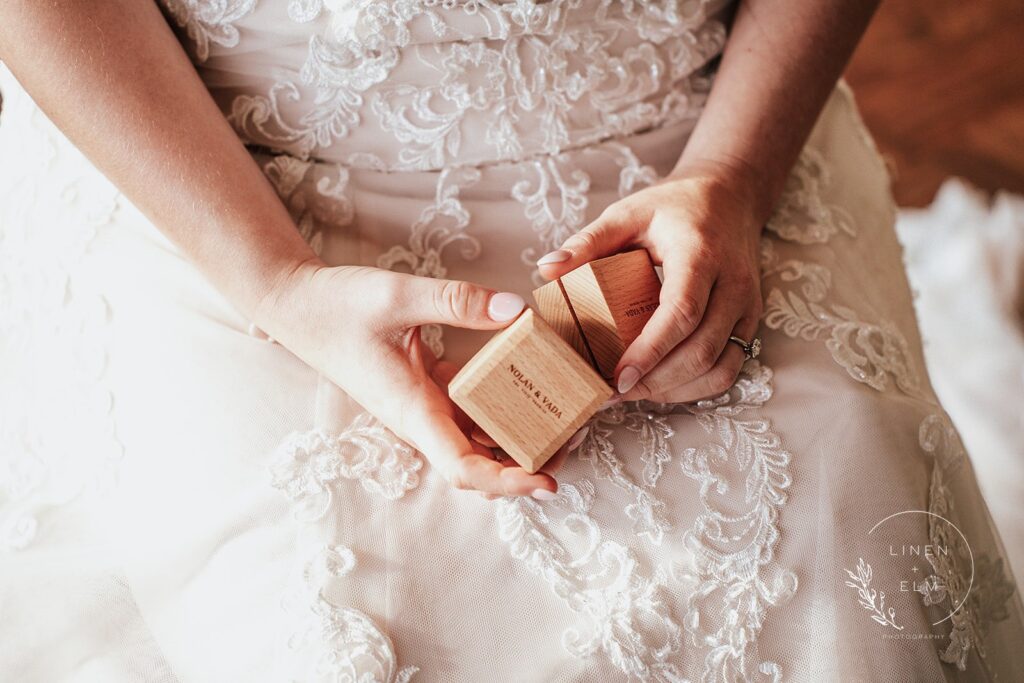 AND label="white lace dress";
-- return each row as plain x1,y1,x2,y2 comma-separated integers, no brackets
2,1,1022,681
